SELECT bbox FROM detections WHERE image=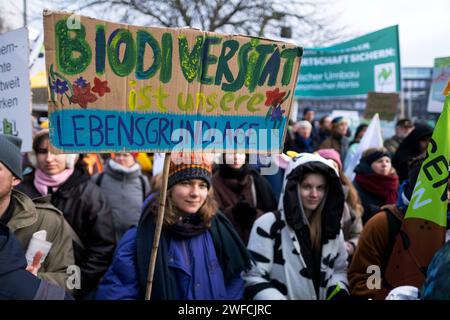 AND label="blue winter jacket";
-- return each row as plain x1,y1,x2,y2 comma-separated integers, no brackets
0,222,72,300
95,227,244,300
